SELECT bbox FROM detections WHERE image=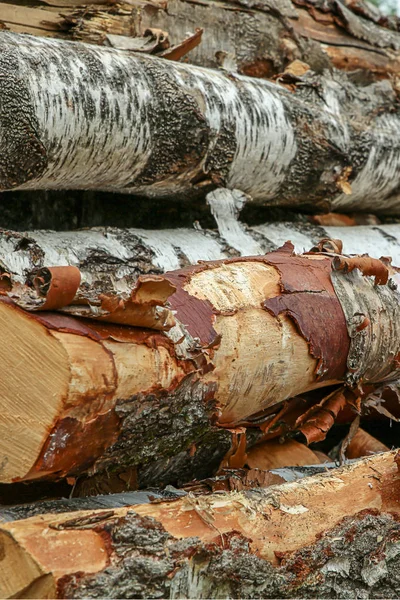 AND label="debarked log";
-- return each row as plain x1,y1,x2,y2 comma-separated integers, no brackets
3,31,400,213
1,243,400,485
1,452,400,599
